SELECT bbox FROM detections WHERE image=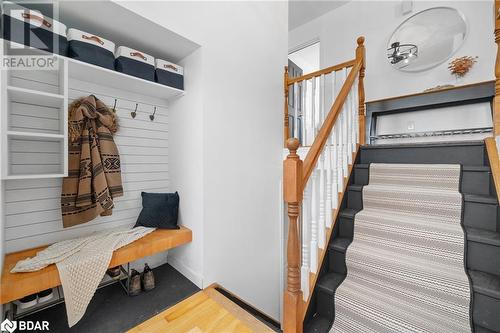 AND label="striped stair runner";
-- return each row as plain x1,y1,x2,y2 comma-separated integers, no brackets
331,163,472,333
